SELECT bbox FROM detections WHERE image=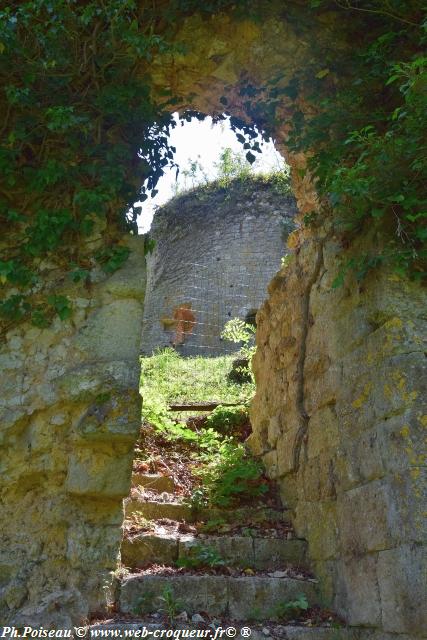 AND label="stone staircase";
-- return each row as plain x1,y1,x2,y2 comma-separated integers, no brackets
103,470,357,638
